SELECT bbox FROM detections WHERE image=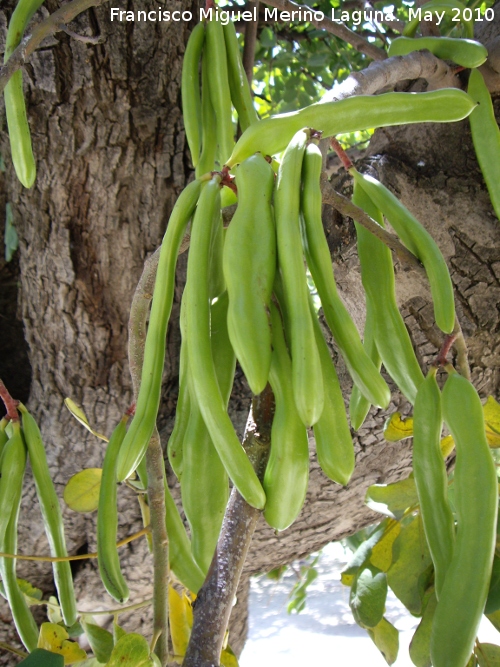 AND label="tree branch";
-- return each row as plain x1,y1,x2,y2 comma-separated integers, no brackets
262,0,386,61
146,427,170,665
321,176,425,274
183,387,274,667
243,1,259,83
0,0,109,96
128,249,170,665
322,48,458,102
